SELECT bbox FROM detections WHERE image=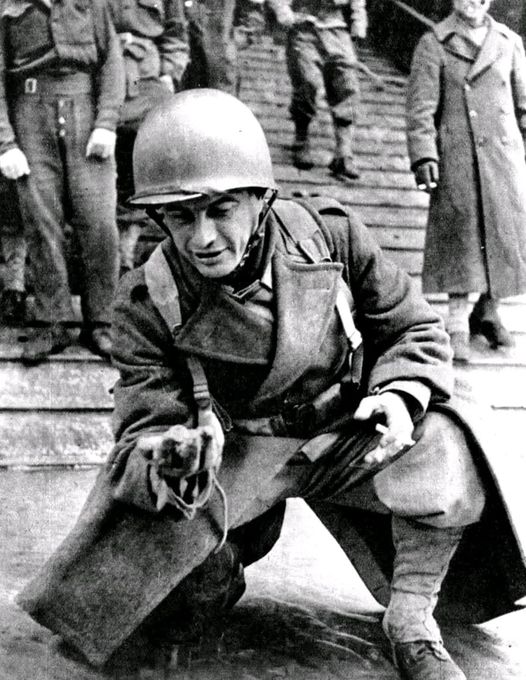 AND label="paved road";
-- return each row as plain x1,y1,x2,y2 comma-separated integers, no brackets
0,469,525,679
